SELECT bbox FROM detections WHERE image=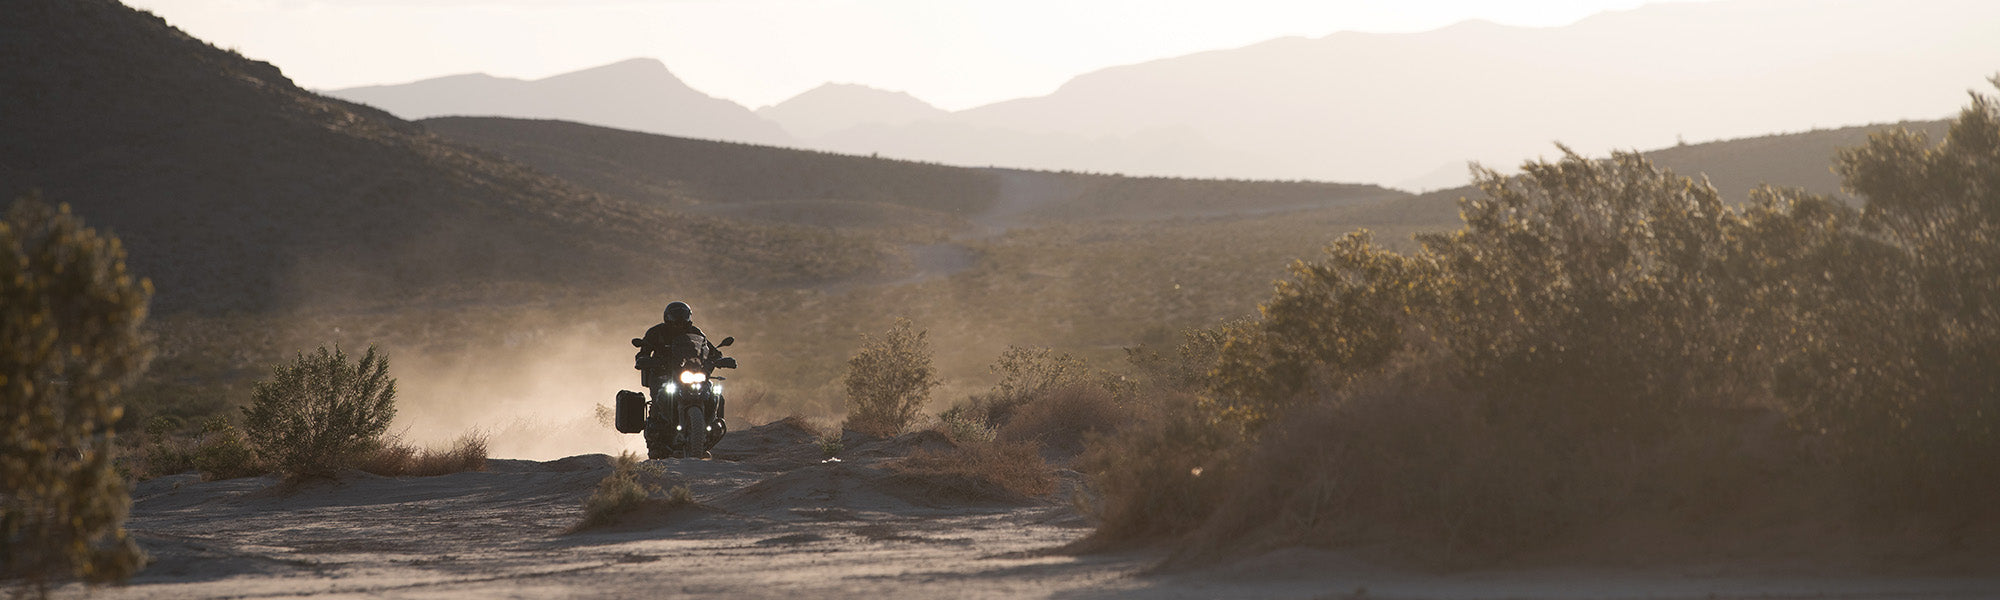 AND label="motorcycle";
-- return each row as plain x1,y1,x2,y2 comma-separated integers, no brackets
614,334,737,459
